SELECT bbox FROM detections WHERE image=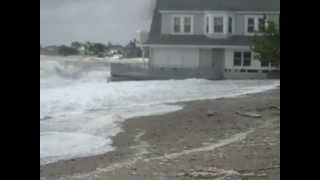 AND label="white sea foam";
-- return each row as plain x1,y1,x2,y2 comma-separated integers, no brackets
40,56,280,165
